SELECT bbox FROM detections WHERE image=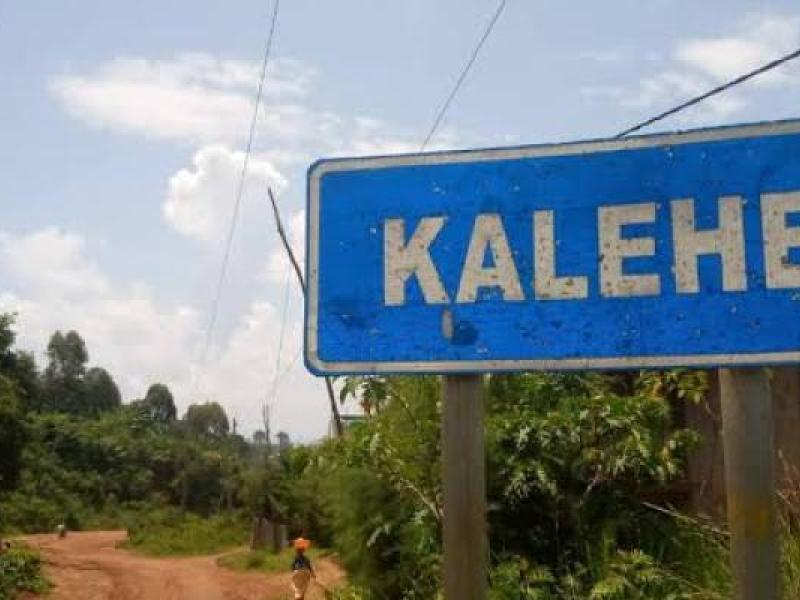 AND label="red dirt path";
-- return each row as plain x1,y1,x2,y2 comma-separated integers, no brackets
19,530,344,600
